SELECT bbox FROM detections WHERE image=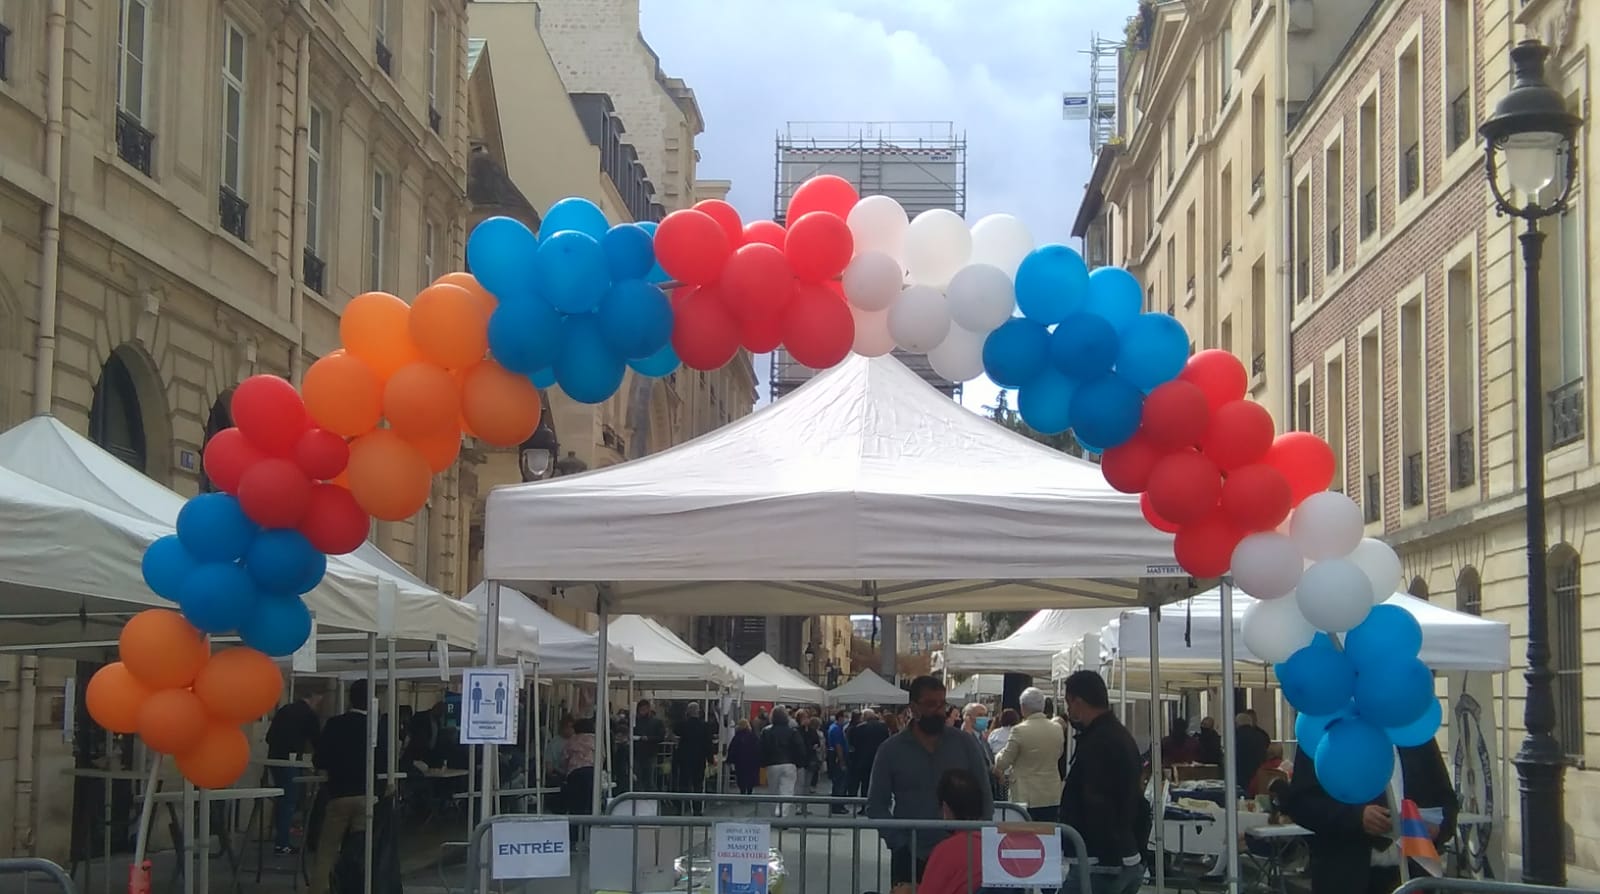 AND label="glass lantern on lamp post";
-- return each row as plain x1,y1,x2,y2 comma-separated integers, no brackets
519,404,558,482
